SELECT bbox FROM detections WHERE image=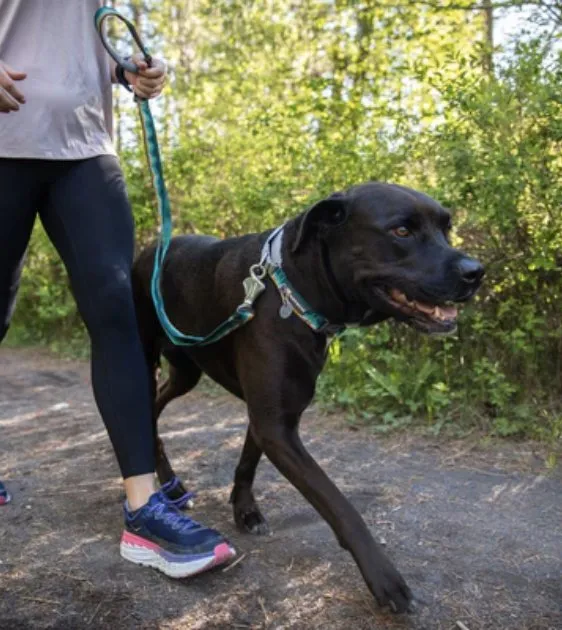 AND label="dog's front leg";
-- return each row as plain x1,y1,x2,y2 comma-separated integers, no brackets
229,426,269,535
252,418,413,613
